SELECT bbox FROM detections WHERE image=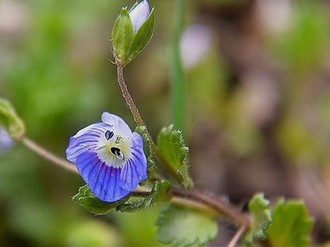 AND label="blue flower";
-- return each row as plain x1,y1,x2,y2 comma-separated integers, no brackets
0,128,14,154
66,112,147,202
